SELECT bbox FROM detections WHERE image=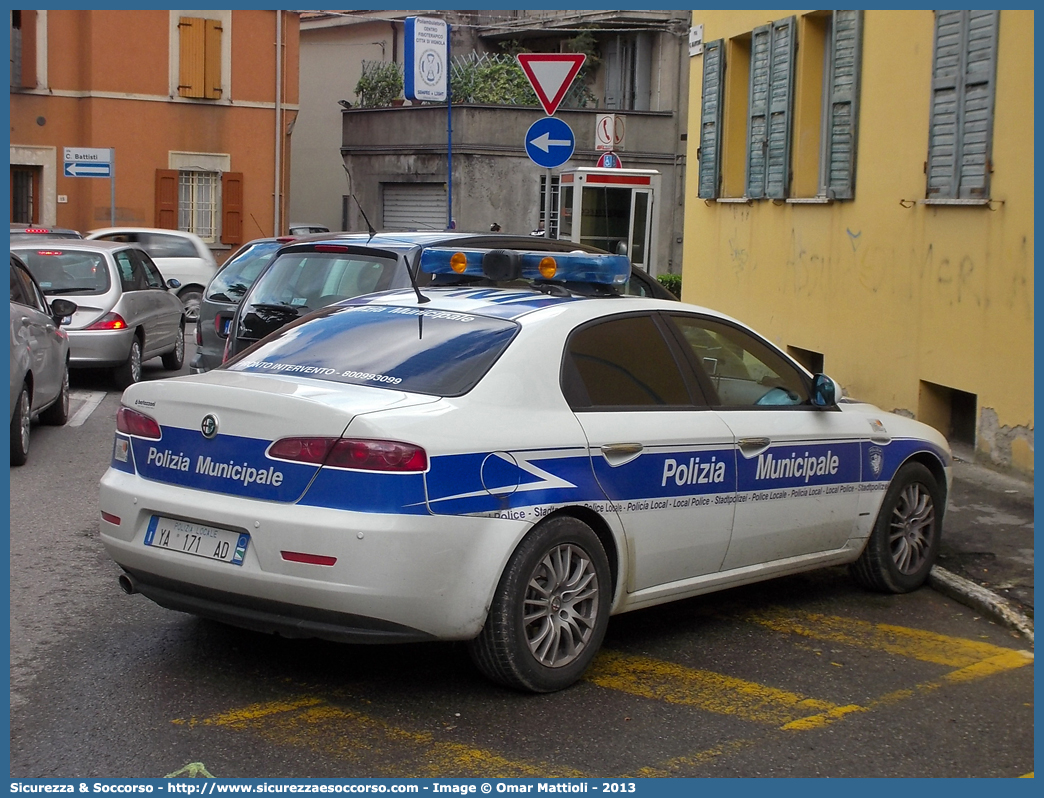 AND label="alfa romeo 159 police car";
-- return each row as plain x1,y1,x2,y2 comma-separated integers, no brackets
100,244,951,692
